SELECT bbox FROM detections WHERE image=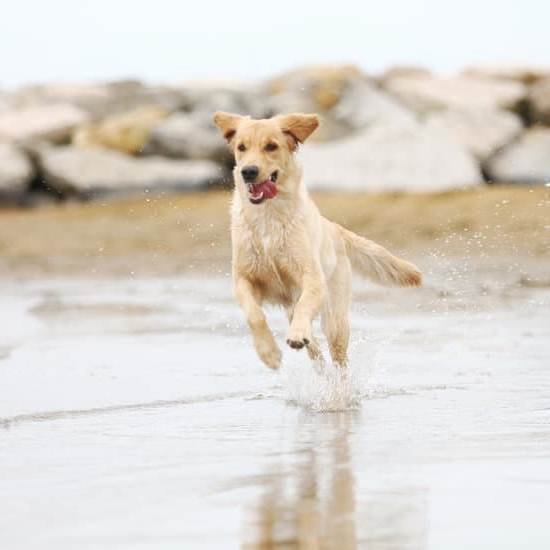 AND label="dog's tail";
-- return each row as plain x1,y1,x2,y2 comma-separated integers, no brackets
336,224,422,287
